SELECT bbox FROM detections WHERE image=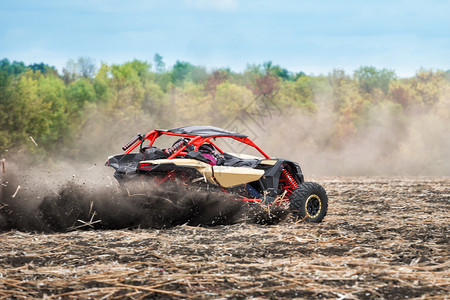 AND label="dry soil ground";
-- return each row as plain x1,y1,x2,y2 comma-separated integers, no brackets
0,177,449,299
